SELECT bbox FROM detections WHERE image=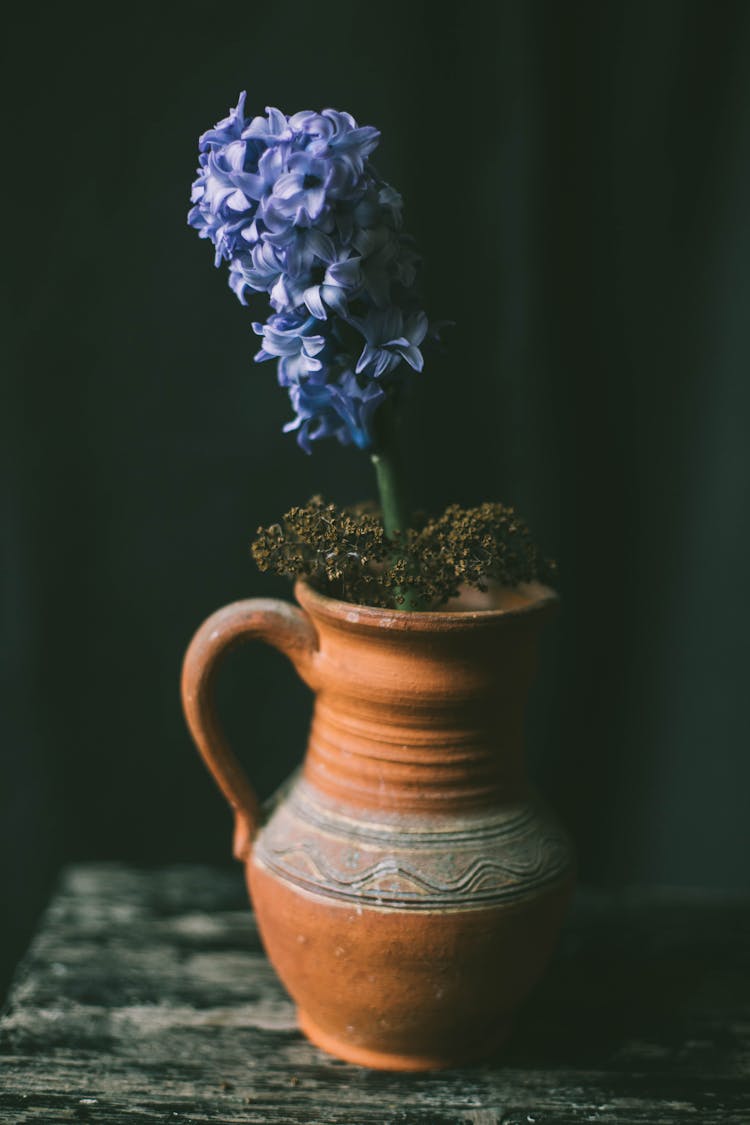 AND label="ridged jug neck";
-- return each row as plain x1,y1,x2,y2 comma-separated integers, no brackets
295,581,557,816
